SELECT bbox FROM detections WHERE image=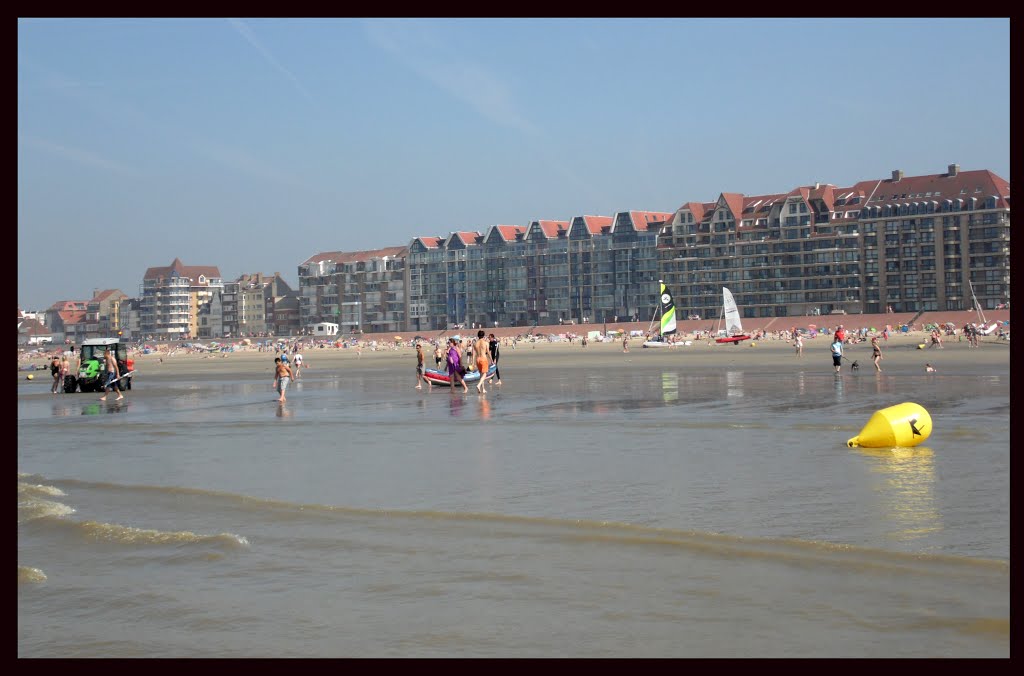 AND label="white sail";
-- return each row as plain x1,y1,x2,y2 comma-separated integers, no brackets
722,287,743,335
